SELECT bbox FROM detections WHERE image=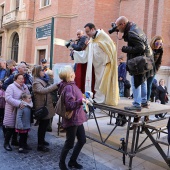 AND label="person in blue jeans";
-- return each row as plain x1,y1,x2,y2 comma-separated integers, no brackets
114,16,153,129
